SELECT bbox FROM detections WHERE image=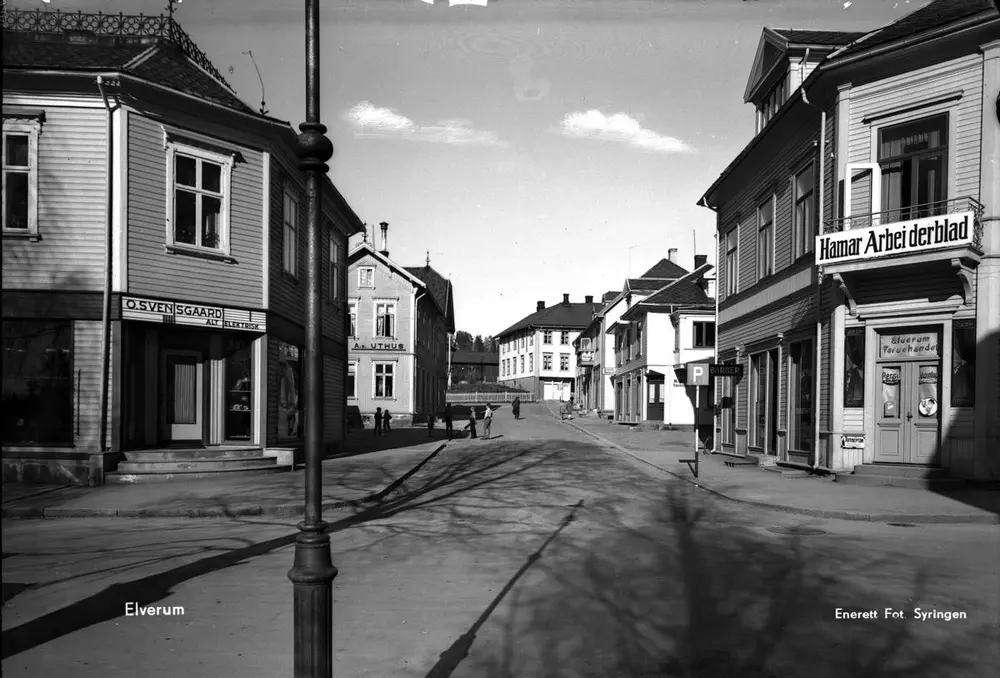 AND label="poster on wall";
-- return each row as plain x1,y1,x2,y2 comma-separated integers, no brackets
277,341,301,440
